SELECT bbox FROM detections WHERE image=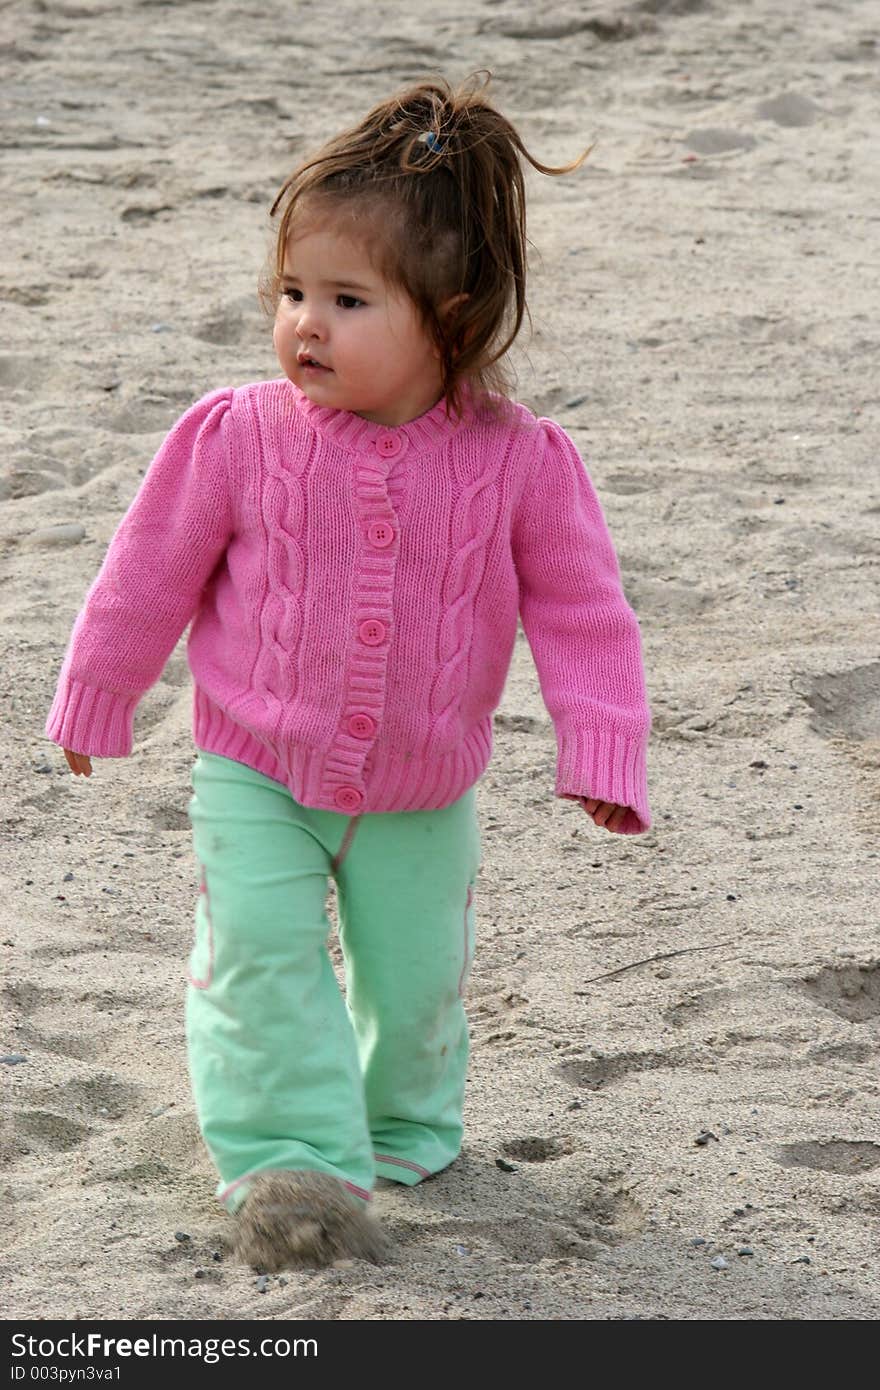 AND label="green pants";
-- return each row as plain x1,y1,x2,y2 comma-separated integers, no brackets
185,752,481,1210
